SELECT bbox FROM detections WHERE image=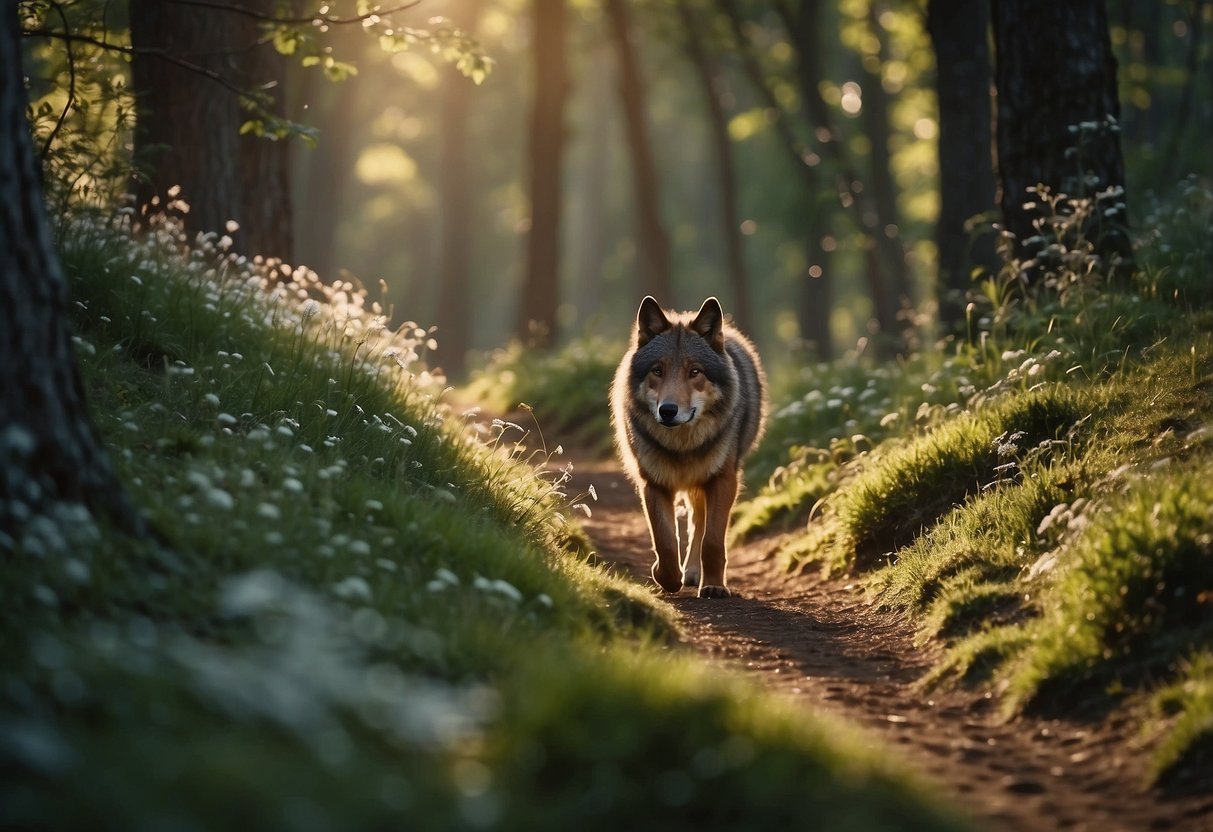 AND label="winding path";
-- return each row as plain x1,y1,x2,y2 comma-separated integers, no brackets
569,457,1213,832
